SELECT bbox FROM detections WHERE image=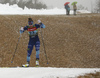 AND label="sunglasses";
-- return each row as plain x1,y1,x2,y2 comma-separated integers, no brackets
28,21,33,25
